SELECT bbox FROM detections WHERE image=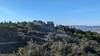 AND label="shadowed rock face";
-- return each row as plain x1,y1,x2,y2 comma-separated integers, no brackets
84,46,97,54
0,28,18,42
0,28,21,53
